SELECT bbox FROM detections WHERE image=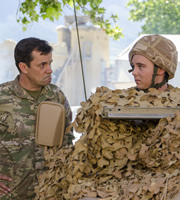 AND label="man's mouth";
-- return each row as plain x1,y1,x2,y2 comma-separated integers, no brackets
44,76,51,82
135,79,140,83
